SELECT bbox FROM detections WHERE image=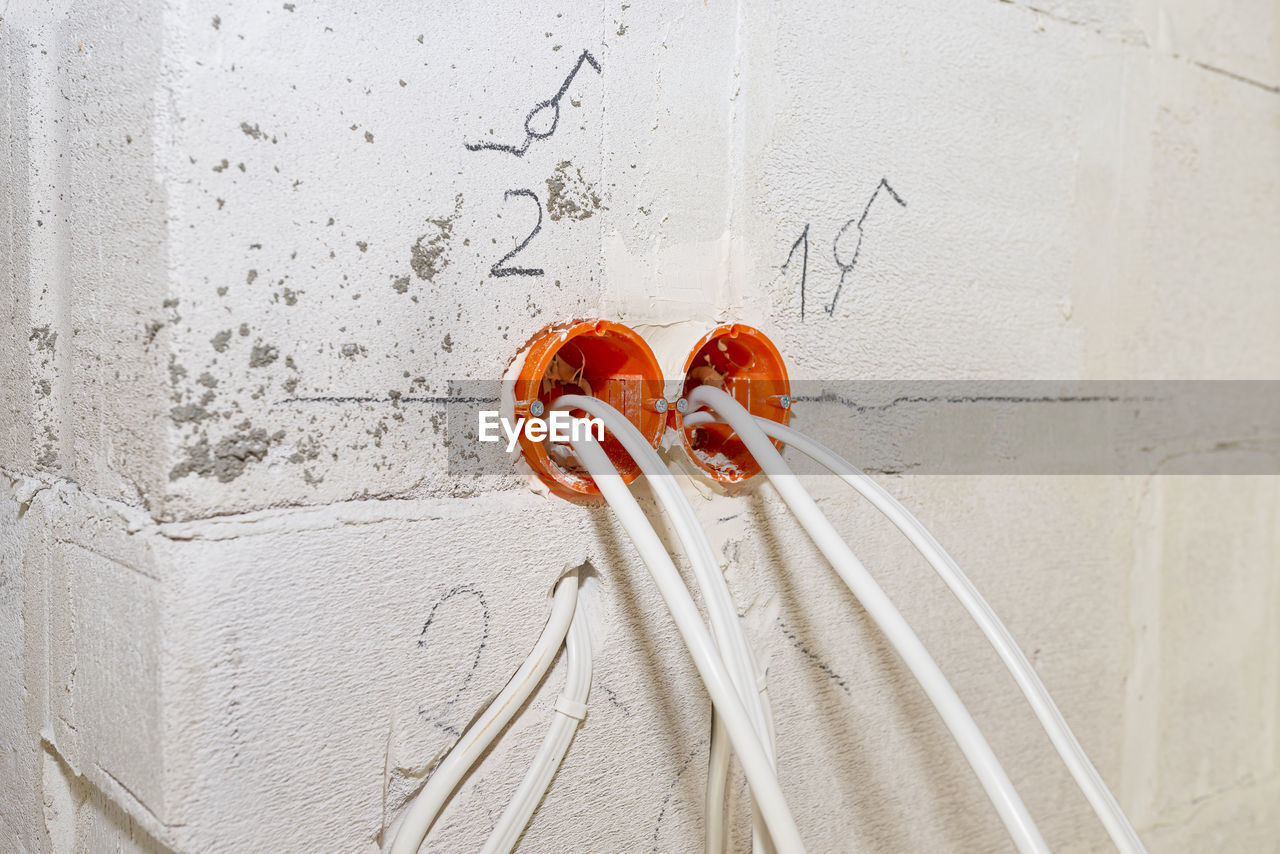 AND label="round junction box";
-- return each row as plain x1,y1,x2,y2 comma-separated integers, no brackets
674,324,791,483
512,320,665,498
